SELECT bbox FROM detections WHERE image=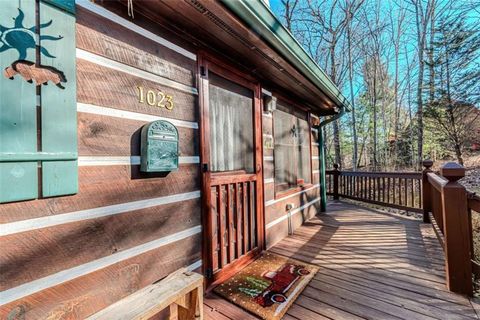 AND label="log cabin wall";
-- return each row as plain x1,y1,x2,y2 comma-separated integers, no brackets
0,3,201,319
0,1,328,318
